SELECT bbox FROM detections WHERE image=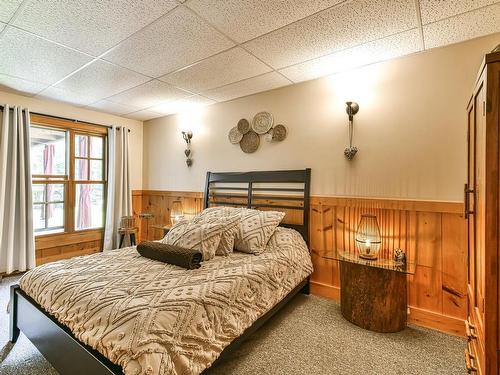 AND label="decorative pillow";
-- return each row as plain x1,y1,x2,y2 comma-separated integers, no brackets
195,206,242,219
234,208,285,255
192,211,241,256
160,220,224,261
